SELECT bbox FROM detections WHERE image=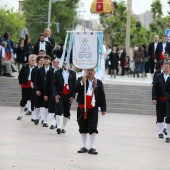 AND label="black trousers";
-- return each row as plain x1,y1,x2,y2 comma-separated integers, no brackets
149,59,155,74
36,91,48,108
77,107,98,134
20,88,33,107
55,94,71,118
121,62,125,76
31,88,36,111
156,99,166,123
48,93,56,113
